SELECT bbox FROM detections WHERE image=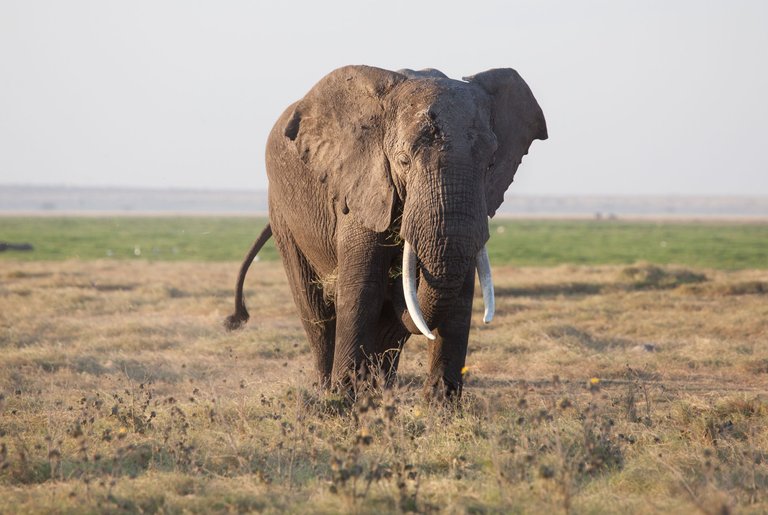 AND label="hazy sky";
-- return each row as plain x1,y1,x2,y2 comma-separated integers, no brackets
1,1,767,195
